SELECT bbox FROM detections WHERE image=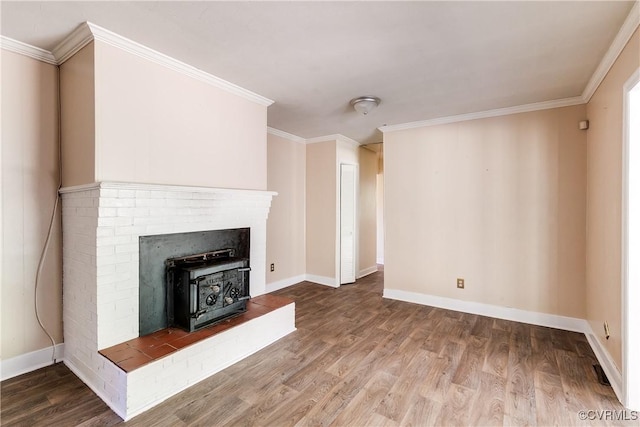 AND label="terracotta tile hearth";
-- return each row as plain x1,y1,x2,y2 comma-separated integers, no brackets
100,294,292,372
